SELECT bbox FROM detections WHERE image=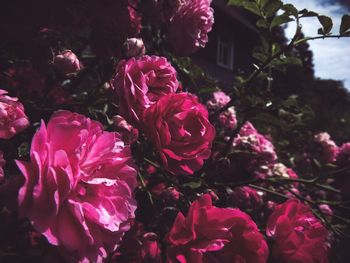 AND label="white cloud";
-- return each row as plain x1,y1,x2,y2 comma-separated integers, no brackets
284,0,350,89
